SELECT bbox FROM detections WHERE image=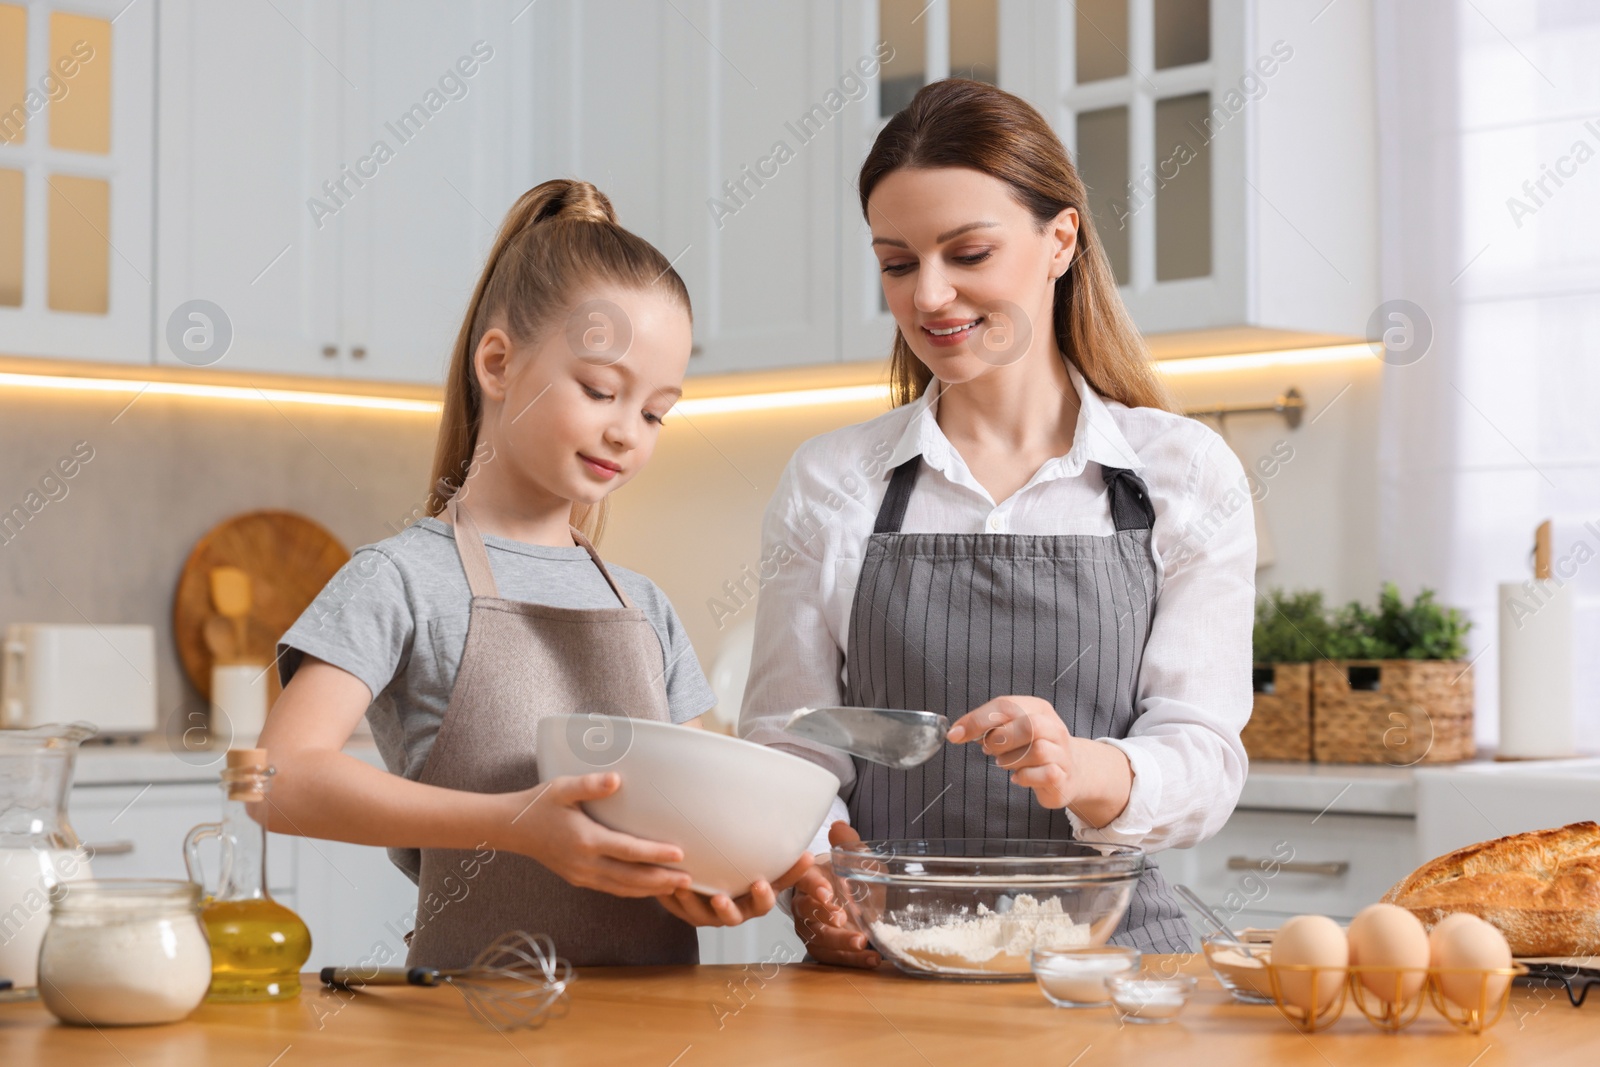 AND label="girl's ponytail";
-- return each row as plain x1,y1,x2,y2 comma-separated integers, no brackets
427,179,692,542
